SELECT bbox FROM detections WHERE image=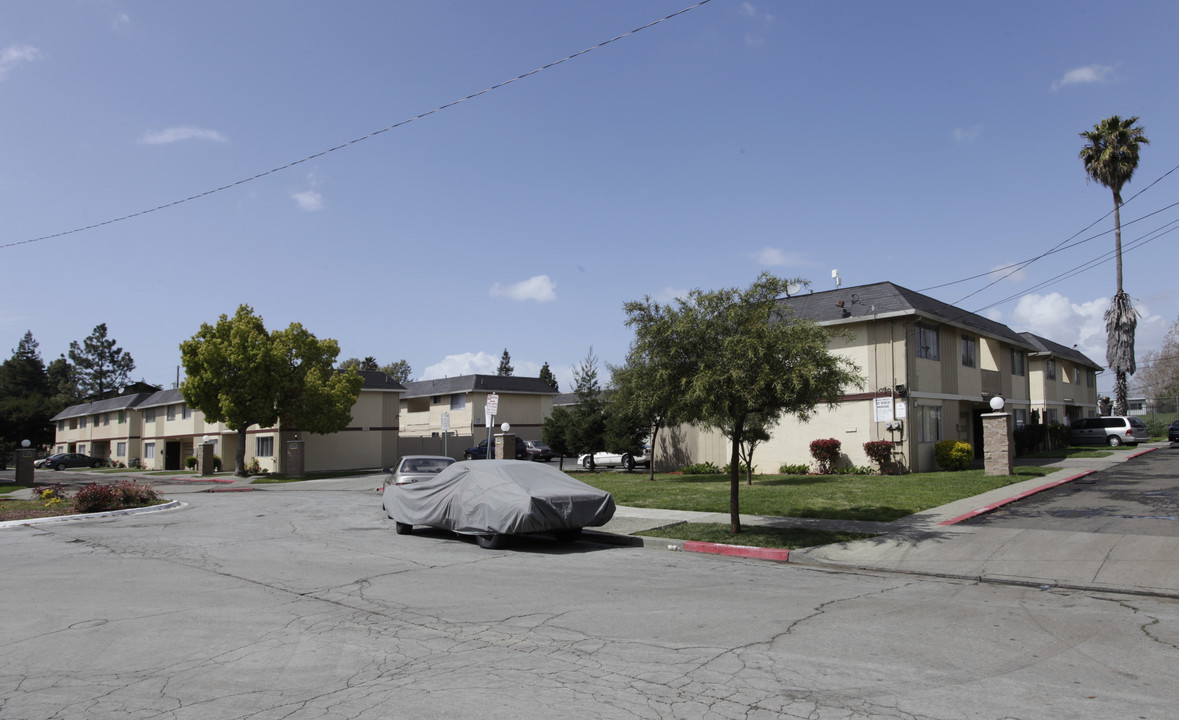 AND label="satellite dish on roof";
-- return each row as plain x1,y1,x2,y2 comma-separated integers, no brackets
785,283,802,297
